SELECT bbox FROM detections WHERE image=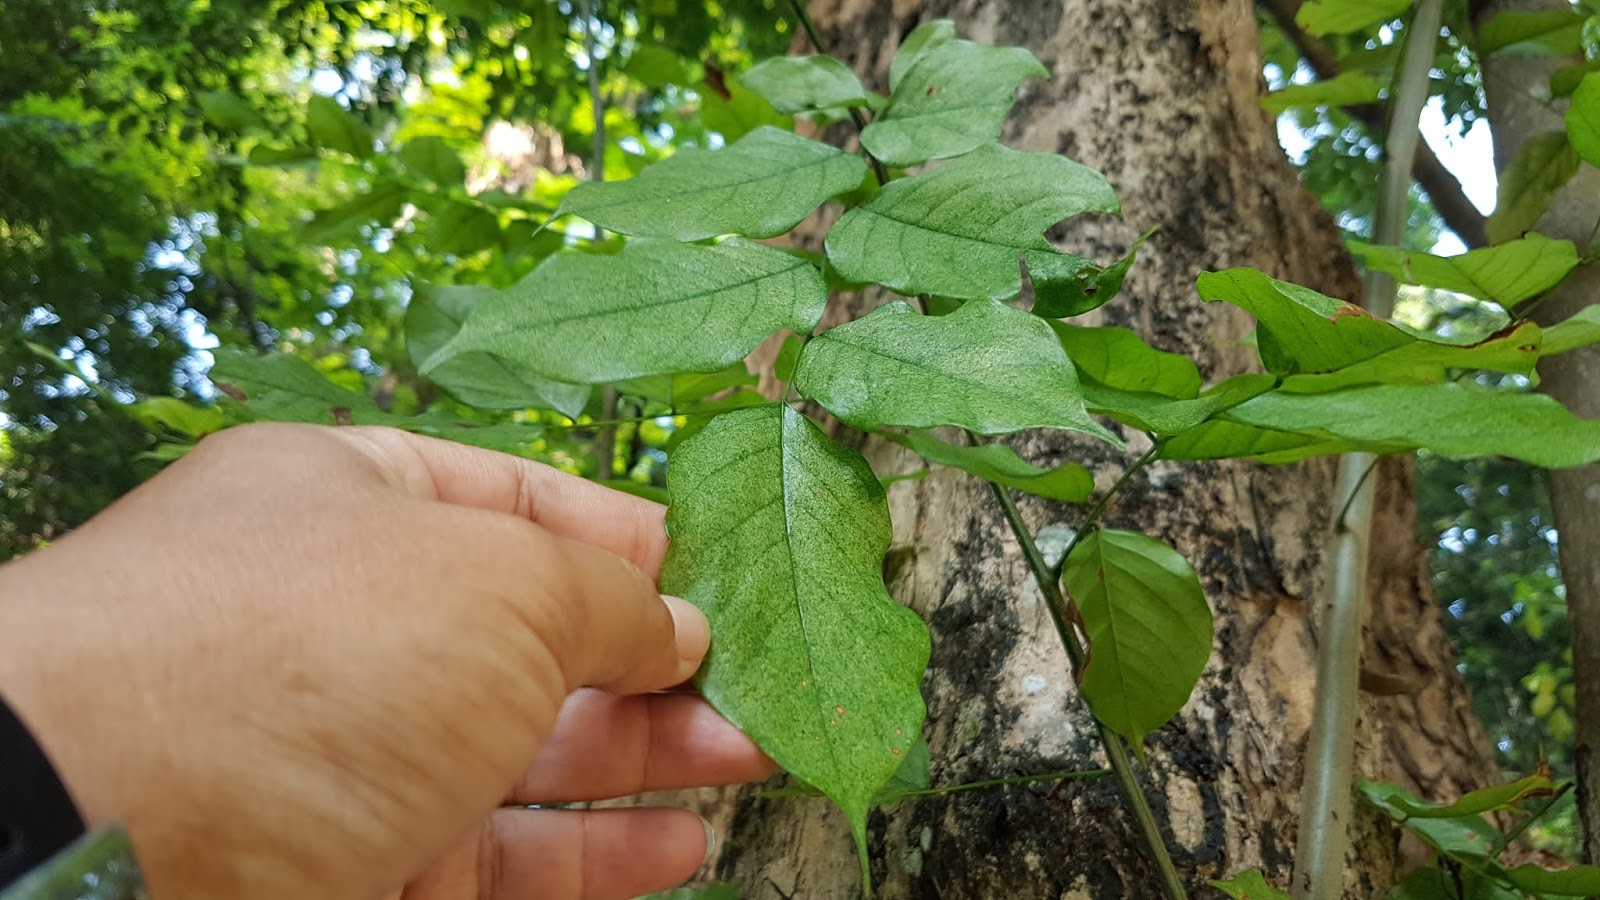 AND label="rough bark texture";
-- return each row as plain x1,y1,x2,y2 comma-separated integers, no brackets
1476,0,1600,864
622,2,1499,896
